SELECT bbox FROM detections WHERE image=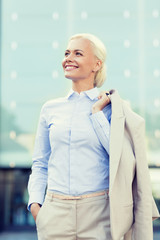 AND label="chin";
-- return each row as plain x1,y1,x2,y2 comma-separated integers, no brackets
65,74,77,80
